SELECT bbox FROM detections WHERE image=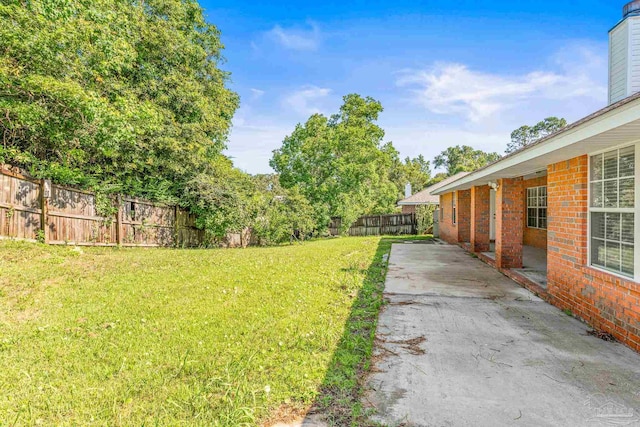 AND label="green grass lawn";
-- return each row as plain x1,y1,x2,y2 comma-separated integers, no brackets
0,236,425,426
